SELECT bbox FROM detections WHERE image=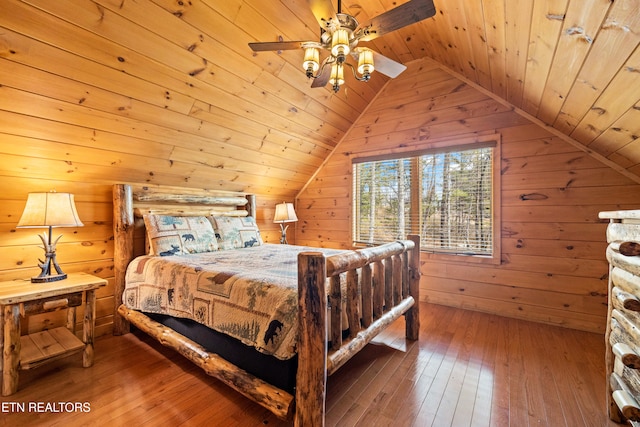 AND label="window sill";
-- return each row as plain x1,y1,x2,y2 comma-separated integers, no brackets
421,251,500,266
